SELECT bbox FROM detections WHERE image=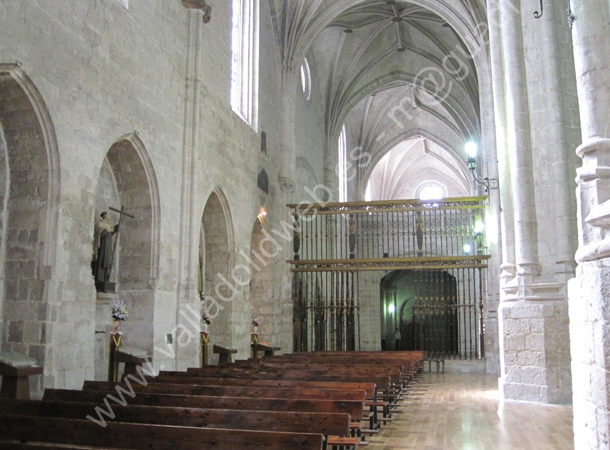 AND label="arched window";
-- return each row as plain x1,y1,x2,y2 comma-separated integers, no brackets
231,0,259,129
417,182,445,201
300,58,312,100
